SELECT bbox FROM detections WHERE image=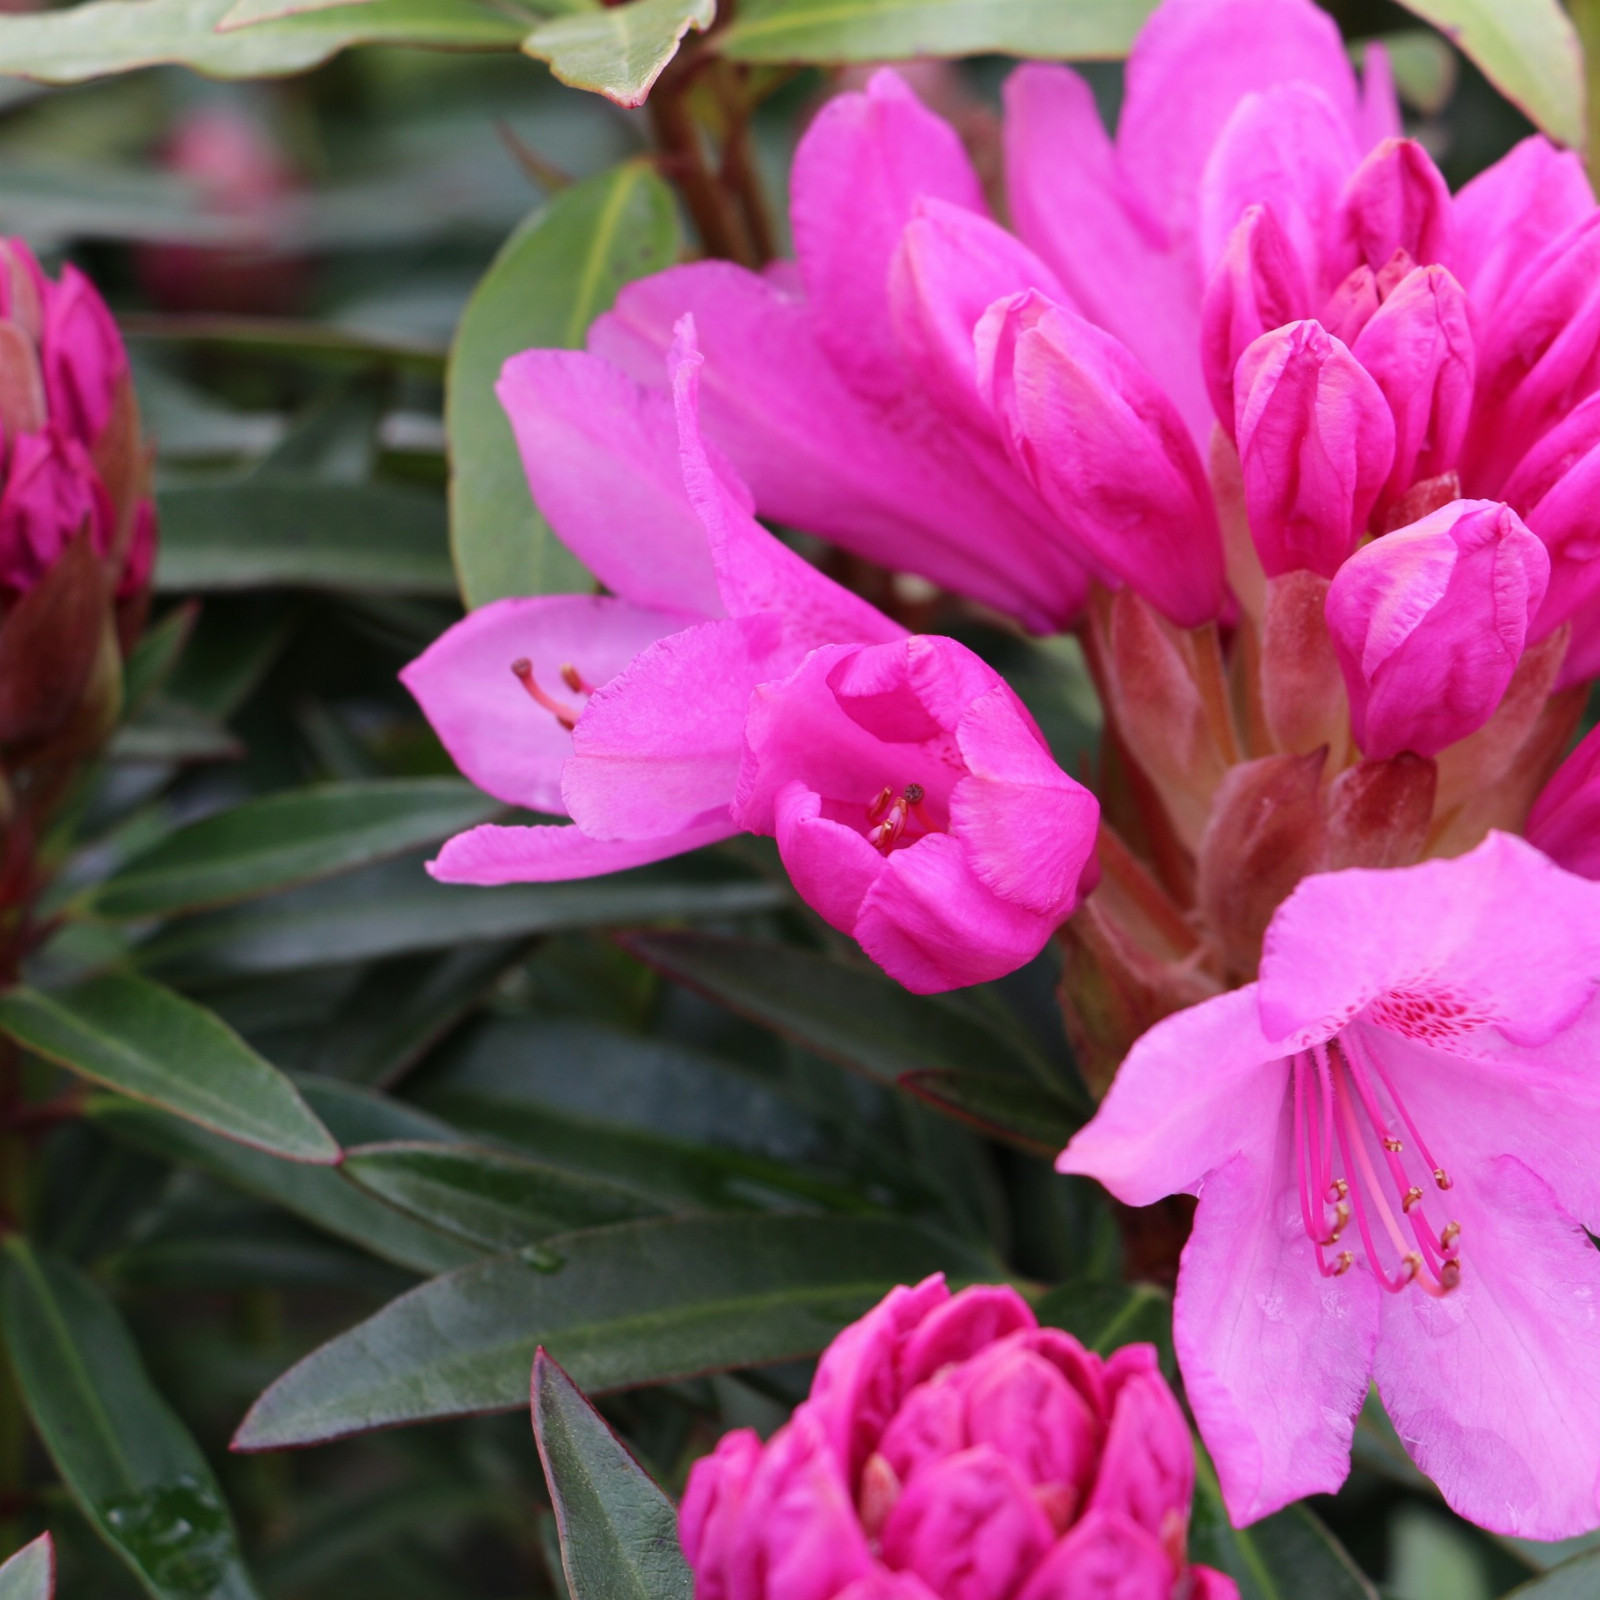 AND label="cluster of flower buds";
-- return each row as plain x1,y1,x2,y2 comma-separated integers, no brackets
0,238,153,944
681,1275,1236,1600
